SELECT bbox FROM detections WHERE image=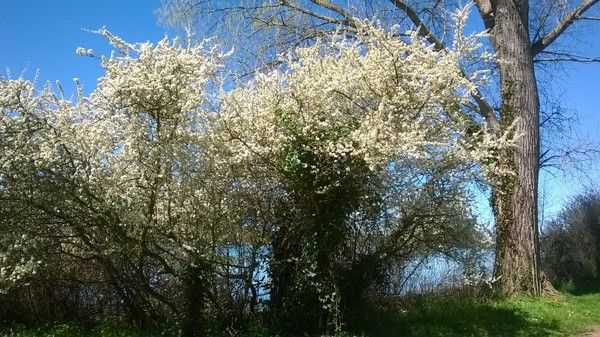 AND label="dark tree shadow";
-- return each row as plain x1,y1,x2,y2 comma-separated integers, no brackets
567,278,600,296
356,300,562,337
